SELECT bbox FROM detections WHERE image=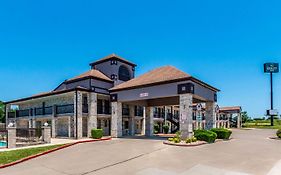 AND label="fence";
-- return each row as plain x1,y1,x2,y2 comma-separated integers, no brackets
0,129,8,148
16,128,44,146
0,123,5,129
